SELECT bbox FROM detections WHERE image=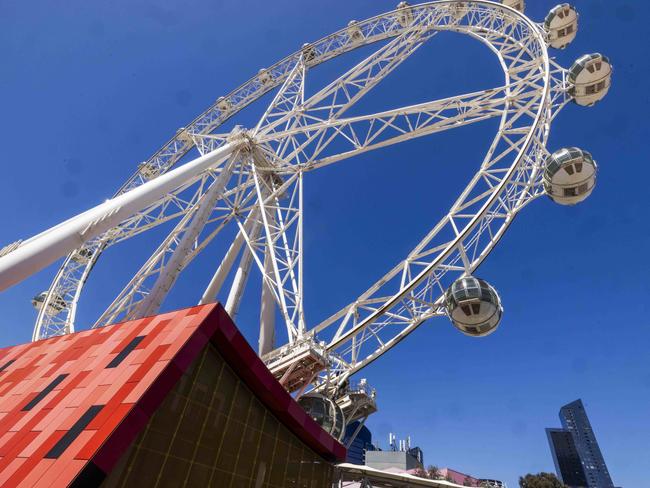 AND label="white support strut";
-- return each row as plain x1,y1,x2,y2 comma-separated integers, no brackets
132,157,237,318
198,208,259,306
0,143,236,293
